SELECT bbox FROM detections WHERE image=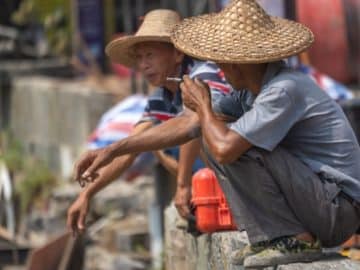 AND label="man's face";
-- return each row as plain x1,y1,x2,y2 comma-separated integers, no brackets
133,42,183,87
218,63,244,90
